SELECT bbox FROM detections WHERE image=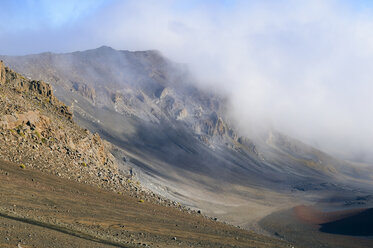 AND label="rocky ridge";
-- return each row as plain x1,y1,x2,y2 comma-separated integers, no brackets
0,61,185,208
0,61,117,187
0,47,252,152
